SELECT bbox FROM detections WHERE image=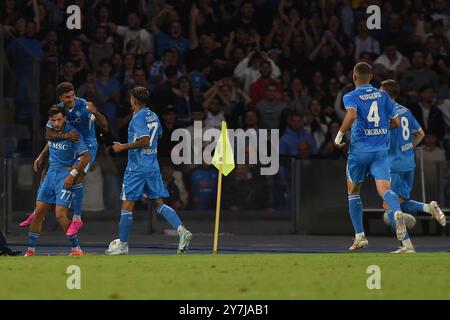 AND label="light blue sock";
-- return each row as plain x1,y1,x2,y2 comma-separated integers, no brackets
348,195,364,234
155,204,182,230
119,210,133,243
27,232,39,249
72,185,84,217
388,210,410,240
68,235,80,249
401,200,425,214
383,190,401,213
